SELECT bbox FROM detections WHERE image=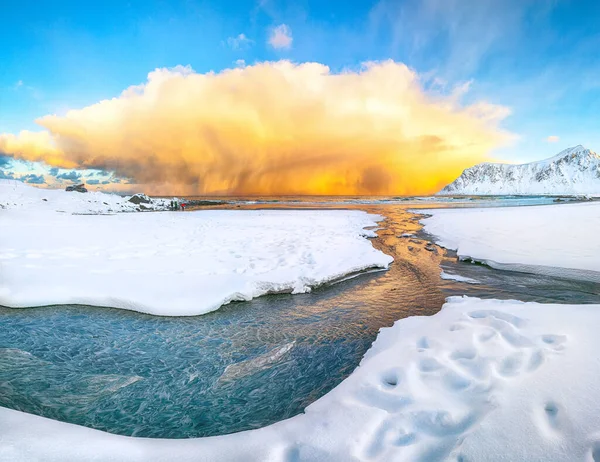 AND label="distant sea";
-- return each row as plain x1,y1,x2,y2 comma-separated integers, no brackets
174,194,580,209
